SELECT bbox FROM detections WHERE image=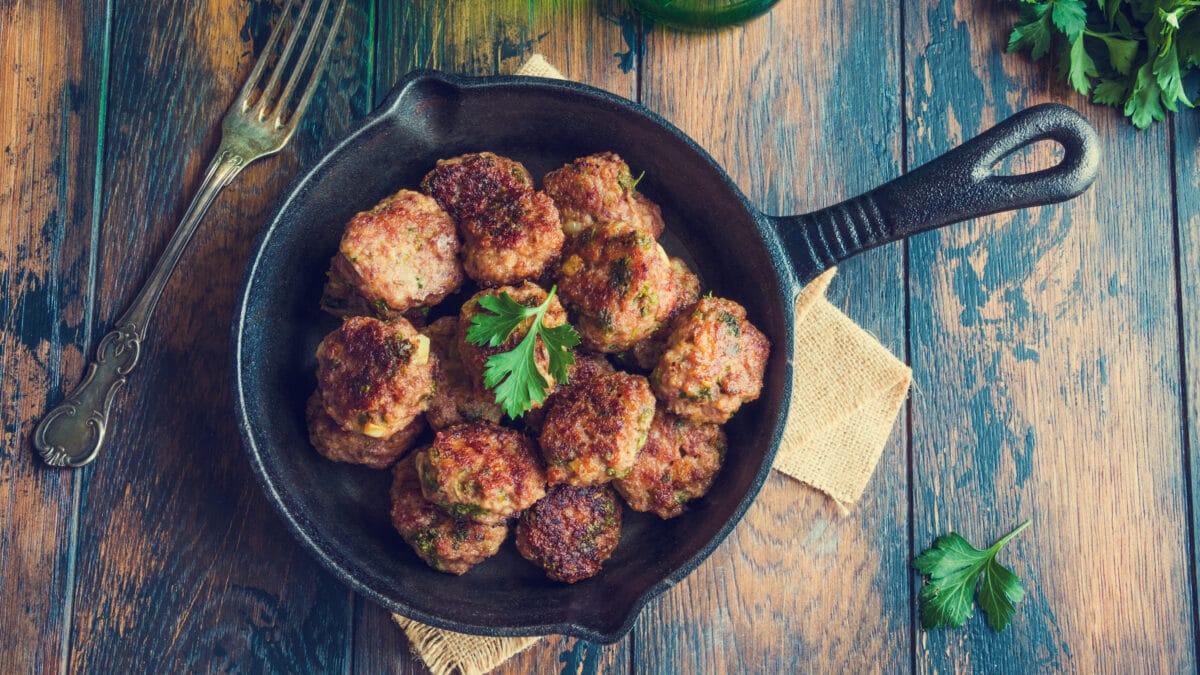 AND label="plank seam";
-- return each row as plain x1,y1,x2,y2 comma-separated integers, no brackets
59,1,114,673
1167,111,1200,667
898,0,918,671
635,9,644,106
365,0,376,113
